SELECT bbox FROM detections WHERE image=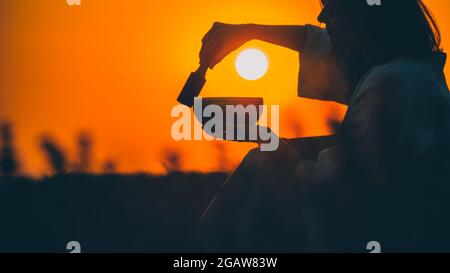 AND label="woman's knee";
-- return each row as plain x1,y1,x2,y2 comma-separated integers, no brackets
238,148,264,169
242,147,289,171
245,147,262,161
